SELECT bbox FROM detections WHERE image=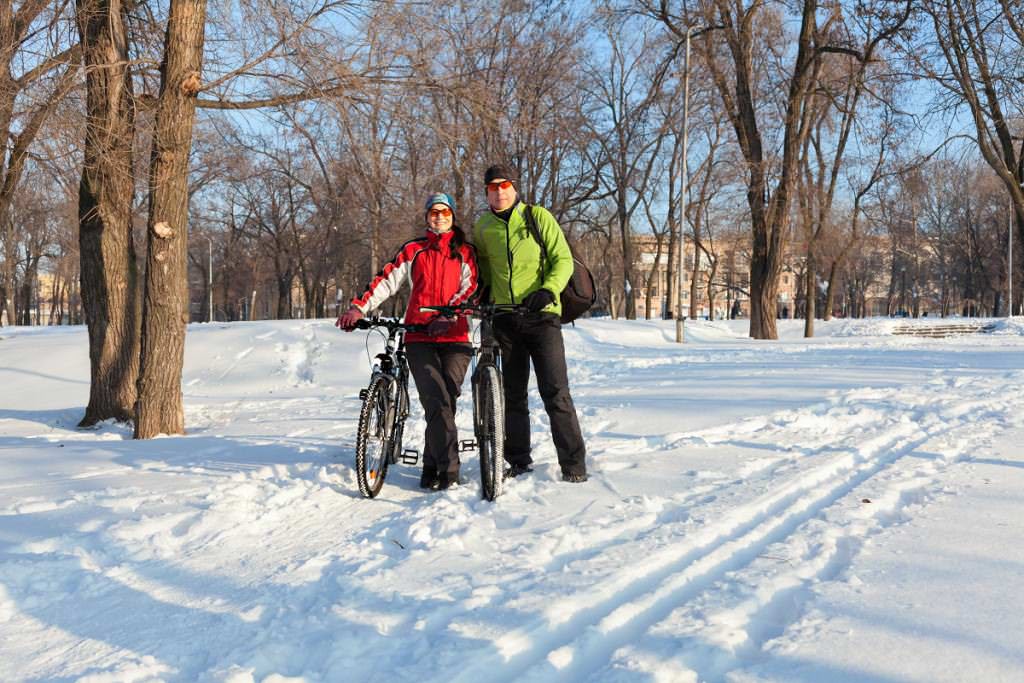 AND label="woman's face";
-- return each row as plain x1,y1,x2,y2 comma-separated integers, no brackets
427,204,453,232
